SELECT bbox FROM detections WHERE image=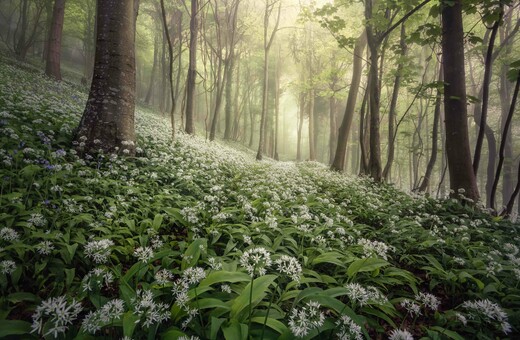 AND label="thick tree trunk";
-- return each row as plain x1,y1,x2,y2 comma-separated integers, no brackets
75,0,139,155
45,0,66,81
331,31,367,171
185,0,199,135
441,0,479,201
